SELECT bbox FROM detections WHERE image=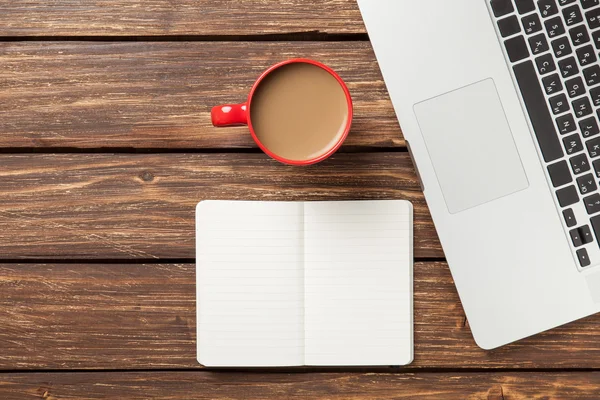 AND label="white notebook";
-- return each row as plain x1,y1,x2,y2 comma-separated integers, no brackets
196,200,413,367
